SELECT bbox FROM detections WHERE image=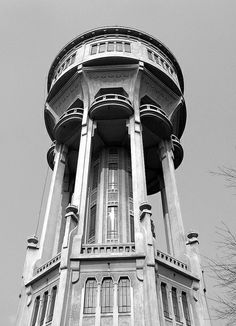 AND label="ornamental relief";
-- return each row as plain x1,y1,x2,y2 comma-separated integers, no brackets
49,76,83,117
140,74,179,116
84,70,137,101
